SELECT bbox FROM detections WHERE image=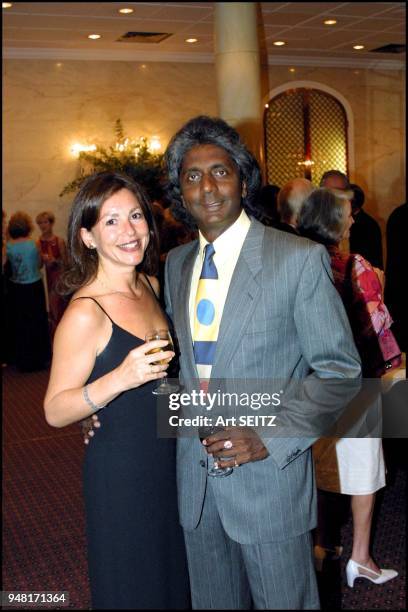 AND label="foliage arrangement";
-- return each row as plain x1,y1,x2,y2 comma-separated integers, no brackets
60,119,165,201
